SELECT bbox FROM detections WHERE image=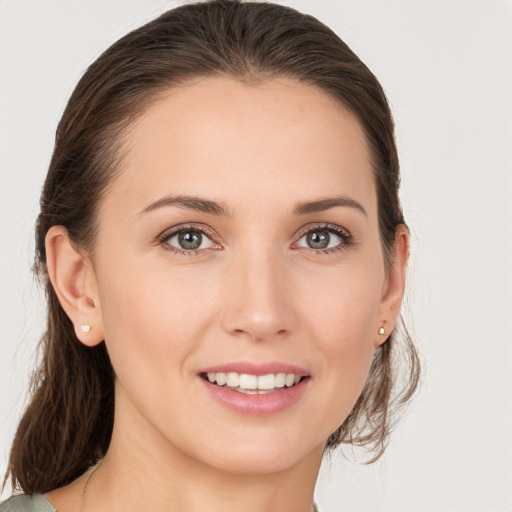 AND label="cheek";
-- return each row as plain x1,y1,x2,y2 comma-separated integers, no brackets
297,262,383,423
95,259,220,388
313,286,378,380
299,260,383,346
